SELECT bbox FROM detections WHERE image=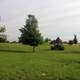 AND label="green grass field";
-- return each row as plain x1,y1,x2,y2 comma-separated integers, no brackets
0,43,80,80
